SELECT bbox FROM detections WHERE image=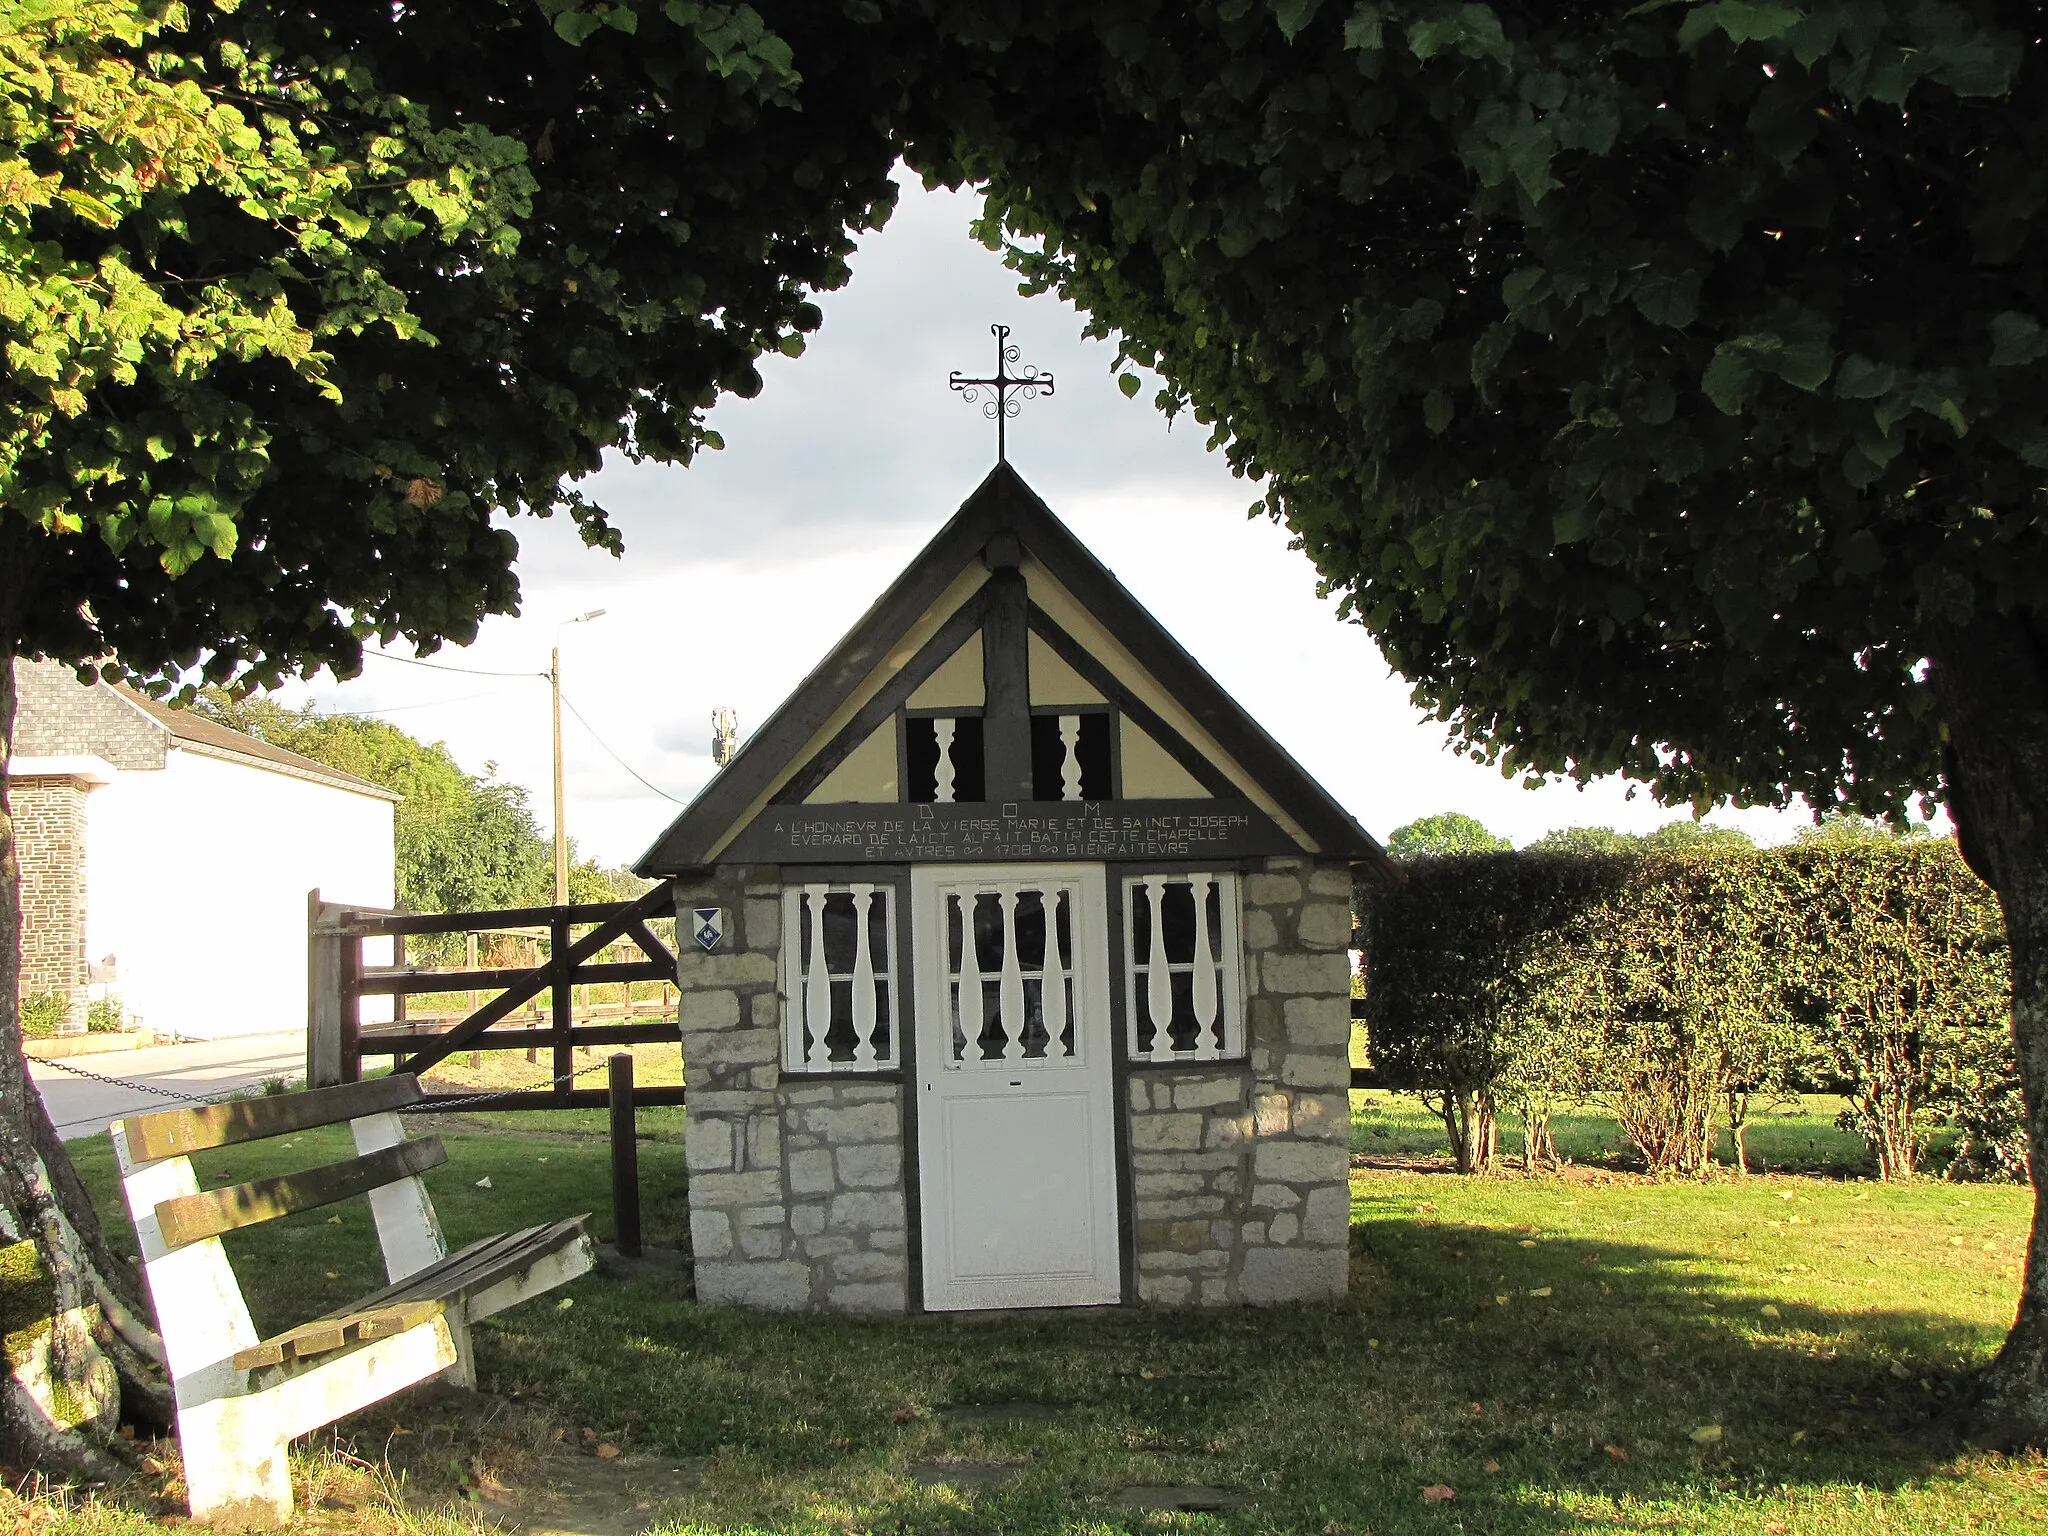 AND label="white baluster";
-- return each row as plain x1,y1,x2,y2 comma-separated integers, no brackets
850,884,876,1067
1059,714,1083,801
999,886,1025,1061
1143,874,1171,1060
954,892,981,1060
804,885,830,1068
1042,888,1069,1058
934,718,957,804
1191,876,1218,1059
